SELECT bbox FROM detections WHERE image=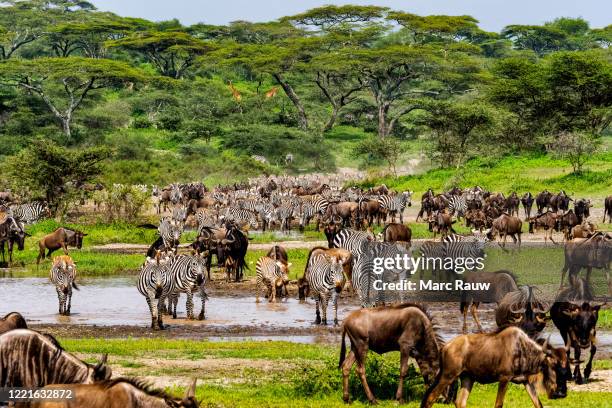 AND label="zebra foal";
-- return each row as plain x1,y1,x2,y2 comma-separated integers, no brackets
255,256,290,303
